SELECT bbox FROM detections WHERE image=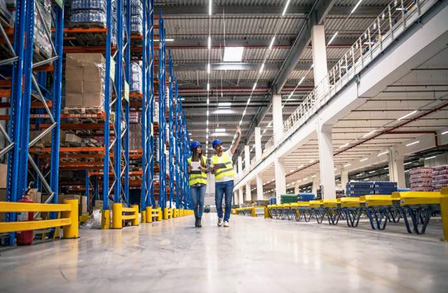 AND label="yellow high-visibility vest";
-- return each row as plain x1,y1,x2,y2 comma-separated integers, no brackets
211,151,235,181
188,156,208,186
